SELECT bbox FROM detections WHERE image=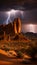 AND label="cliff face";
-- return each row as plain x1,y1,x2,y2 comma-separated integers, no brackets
0,23,13,35
13,18,22,34
0,23,14,40
0,18,22,40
